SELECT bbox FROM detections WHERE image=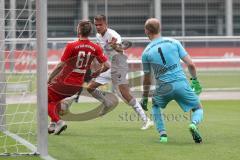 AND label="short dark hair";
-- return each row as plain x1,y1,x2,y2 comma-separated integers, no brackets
77,20,92,37
94,15,107,23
